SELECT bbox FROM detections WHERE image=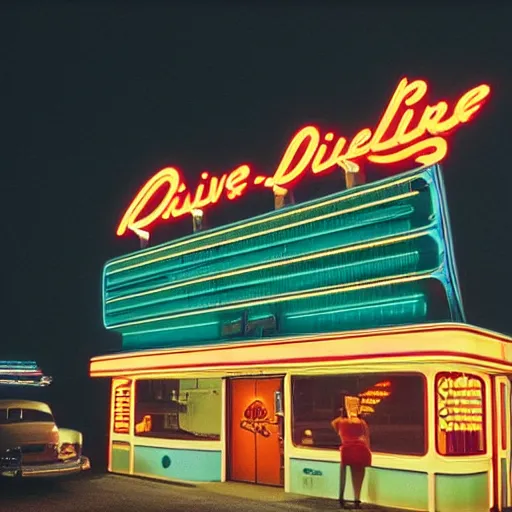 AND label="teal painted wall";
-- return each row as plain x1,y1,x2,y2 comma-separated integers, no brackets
365,466,428,510
111,444,130,473
133,445,221,482
435,472,489,512
502,458,508,508
289,458,428,510
289,458,340,499
103,165,464,351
